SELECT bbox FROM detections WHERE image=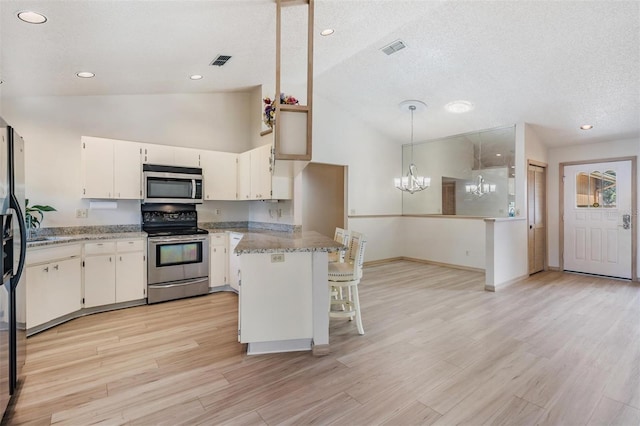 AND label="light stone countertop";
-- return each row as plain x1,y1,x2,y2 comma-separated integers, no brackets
26,232,148,249
230,230,345,254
